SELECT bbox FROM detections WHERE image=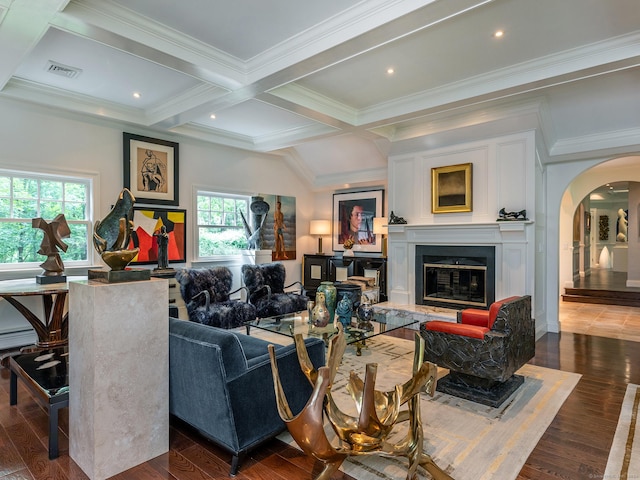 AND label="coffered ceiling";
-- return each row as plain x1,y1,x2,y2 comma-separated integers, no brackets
1,0,639,186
